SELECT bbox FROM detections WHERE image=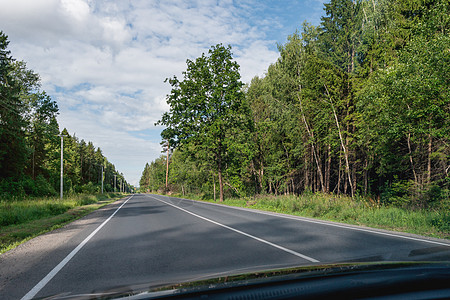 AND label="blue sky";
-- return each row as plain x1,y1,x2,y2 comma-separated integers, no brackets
0,0,327,186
